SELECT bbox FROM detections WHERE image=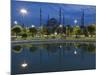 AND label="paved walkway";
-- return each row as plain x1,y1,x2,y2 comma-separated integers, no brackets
11,39,95,44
